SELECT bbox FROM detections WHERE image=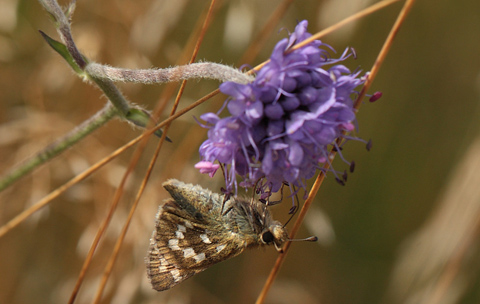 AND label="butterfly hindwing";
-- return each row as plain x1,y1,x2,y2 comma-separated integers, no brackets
146,200,201,291
146,198,246,291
